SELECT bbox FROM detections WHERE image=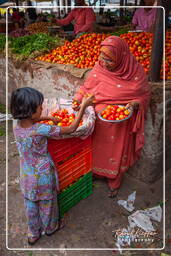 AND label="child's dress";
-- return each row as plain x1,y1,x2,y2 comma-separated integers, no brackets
13,122,61,239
